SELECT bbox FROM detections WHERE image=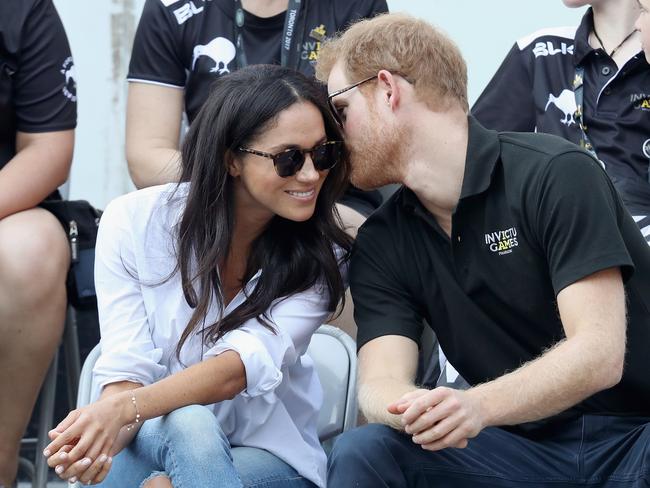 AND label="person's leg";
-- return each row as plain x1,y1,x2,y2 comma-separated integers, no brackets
582,415,650,487
232,446,316,488
328,419,593,488
100,405,242,488
0,208,69,485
